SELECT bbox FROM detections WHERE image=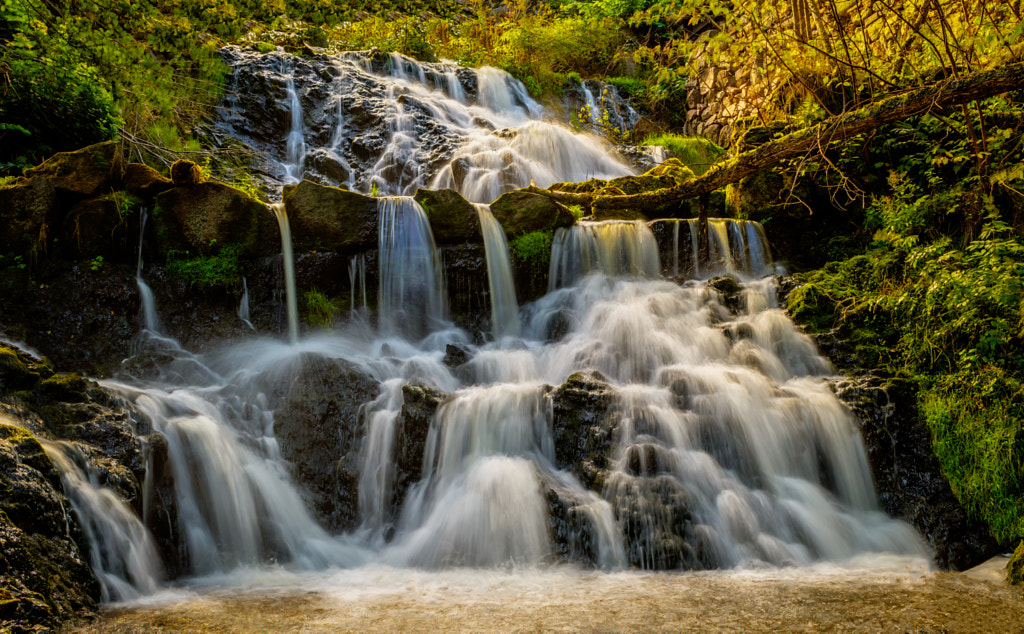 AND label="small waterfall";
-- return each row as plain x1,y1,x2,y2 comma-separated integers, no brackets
44,440,163,601
676,219,774,279
358,379,404,535
238,277,255,330
377,197,447,337
581,82,601,125
283,73,306,183
389,384,555,567
549,220,661,290
474,203,519,339
348,254,368,317
135,208,160,333
270,203,299,343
